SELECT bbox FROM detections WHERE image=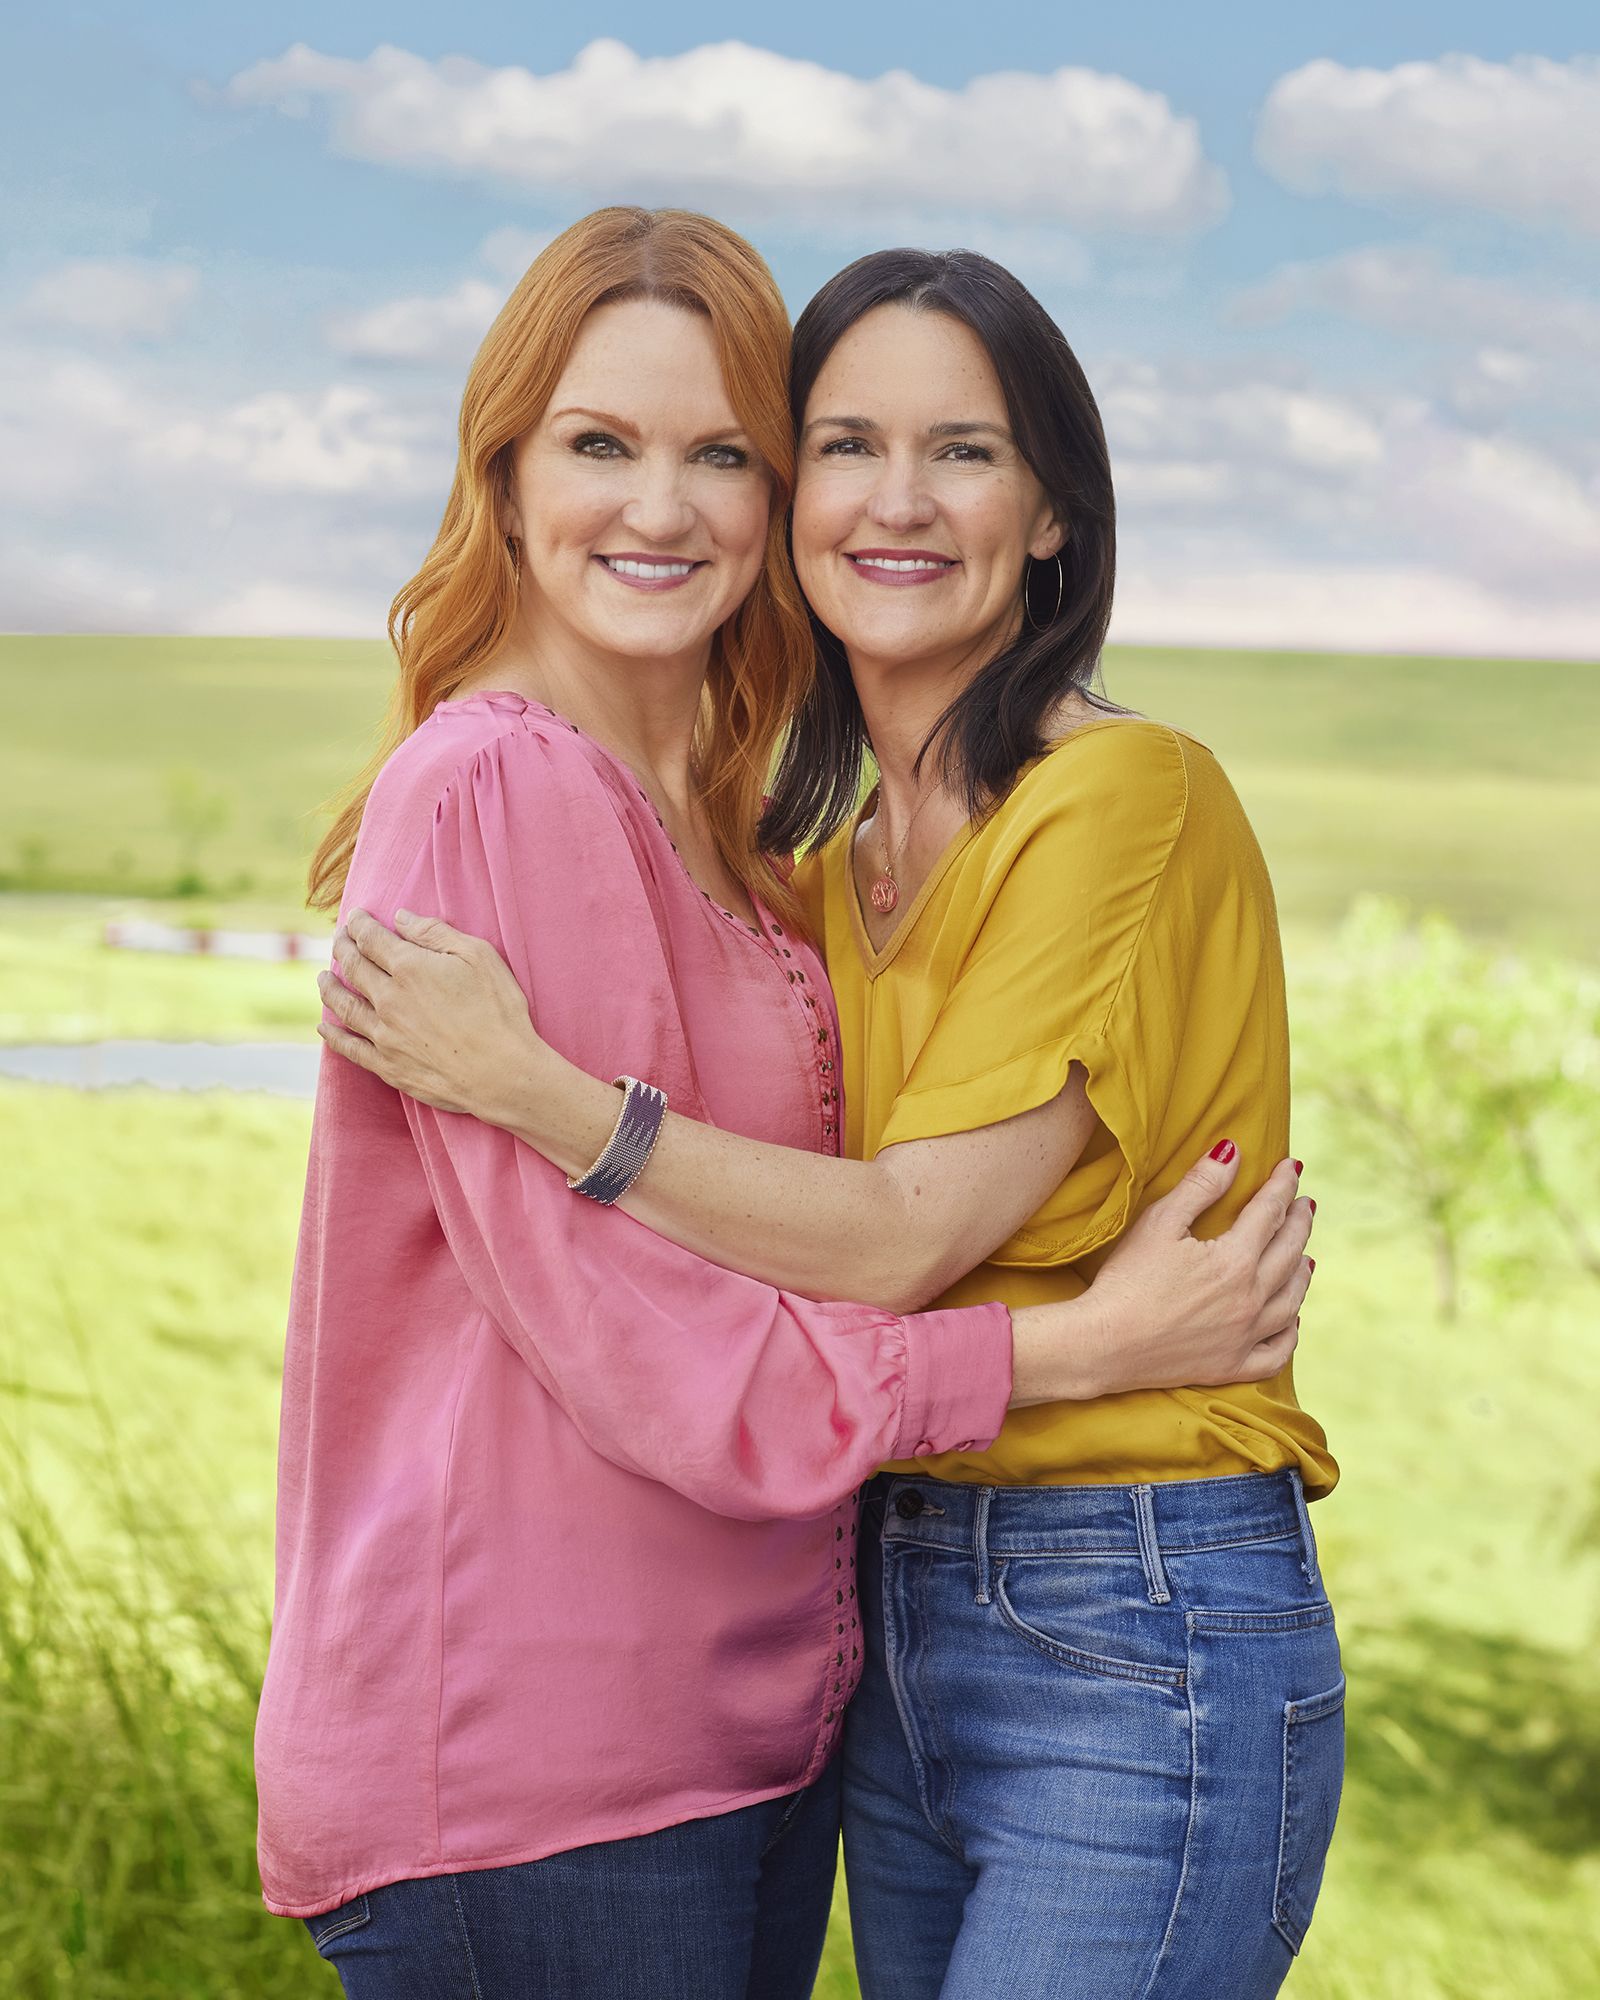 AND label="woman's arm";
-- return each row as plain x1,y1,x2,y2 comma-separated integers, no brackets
320,908,1314,1386
326,910,1141,1310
